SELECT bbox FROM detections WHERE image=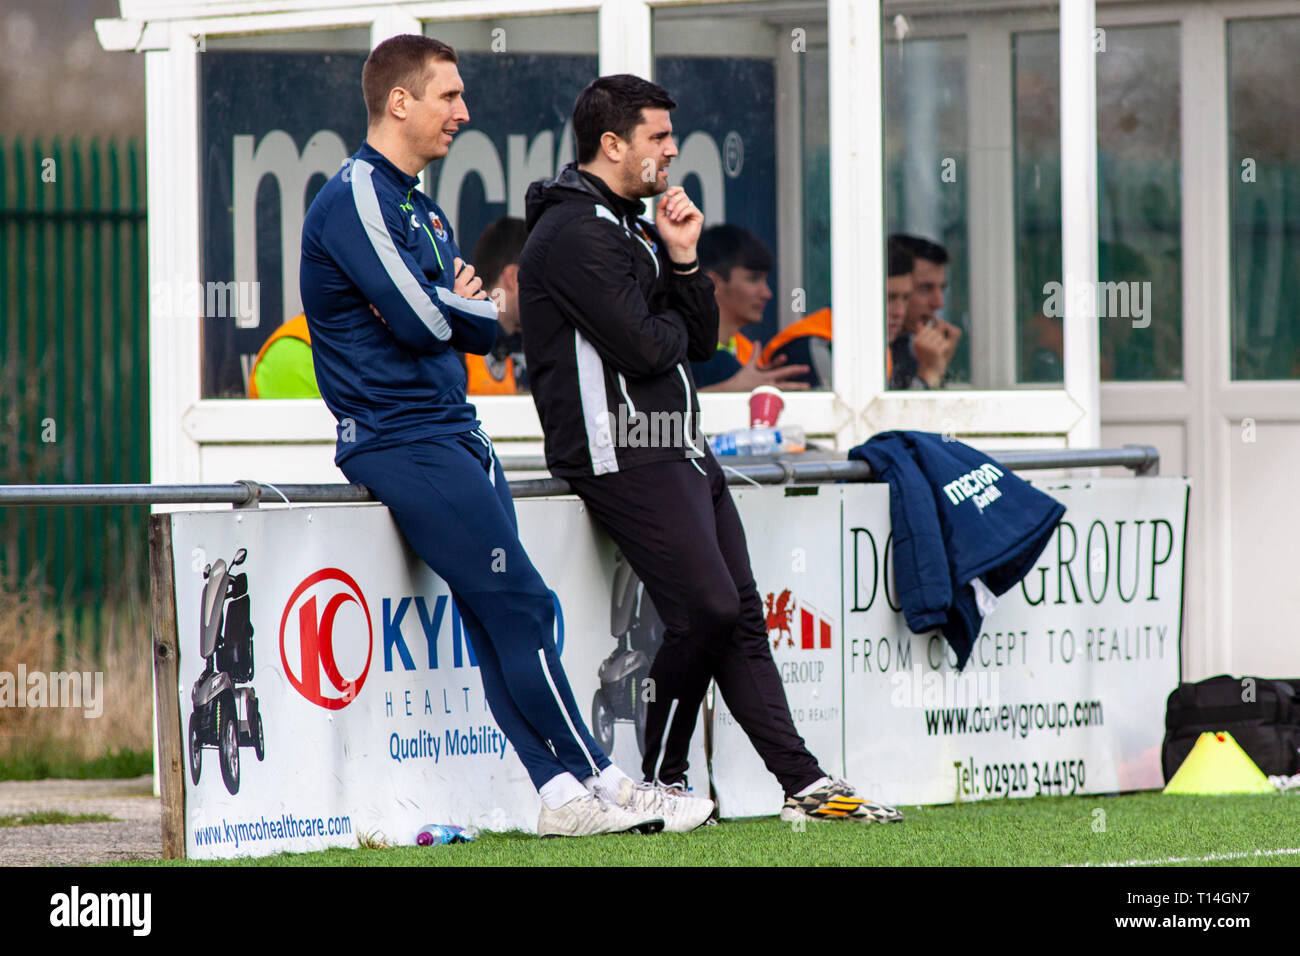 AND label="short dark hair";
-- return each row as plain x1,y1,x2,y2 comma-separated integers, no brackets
472,217,529,287
572,74,677,164
887,238,914,278
889,233,949,268
699,225,773,278
362,34,458,126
